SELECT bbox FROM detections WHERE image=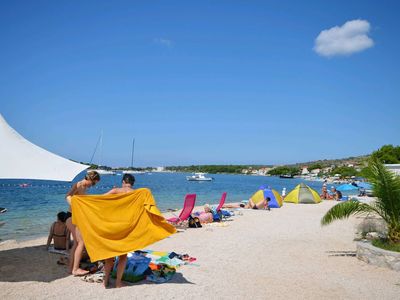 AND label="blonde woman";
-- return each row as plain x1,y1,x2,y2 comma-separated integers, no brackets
65,171,100,276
